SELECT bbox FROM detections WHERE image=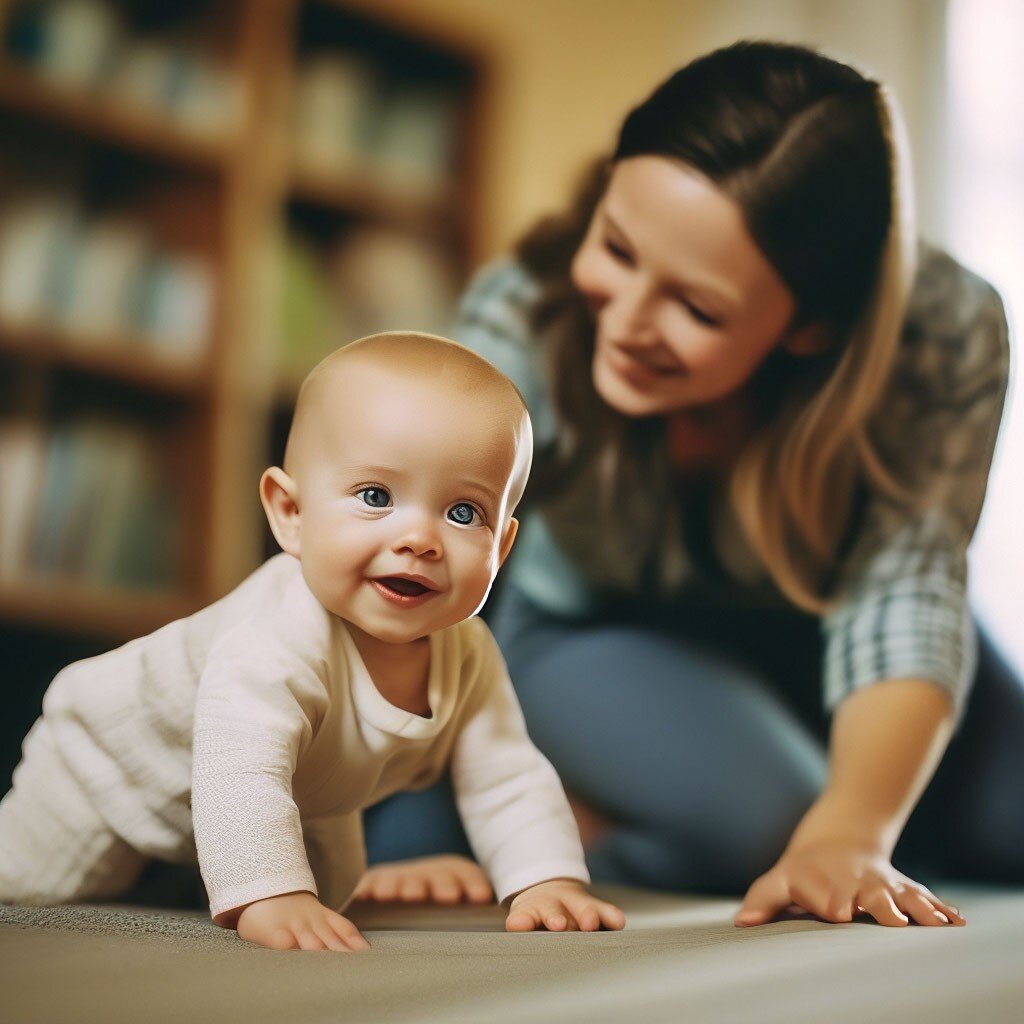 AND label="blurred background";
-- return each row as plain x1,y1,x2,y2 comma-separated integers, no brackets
0,0,1019,782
